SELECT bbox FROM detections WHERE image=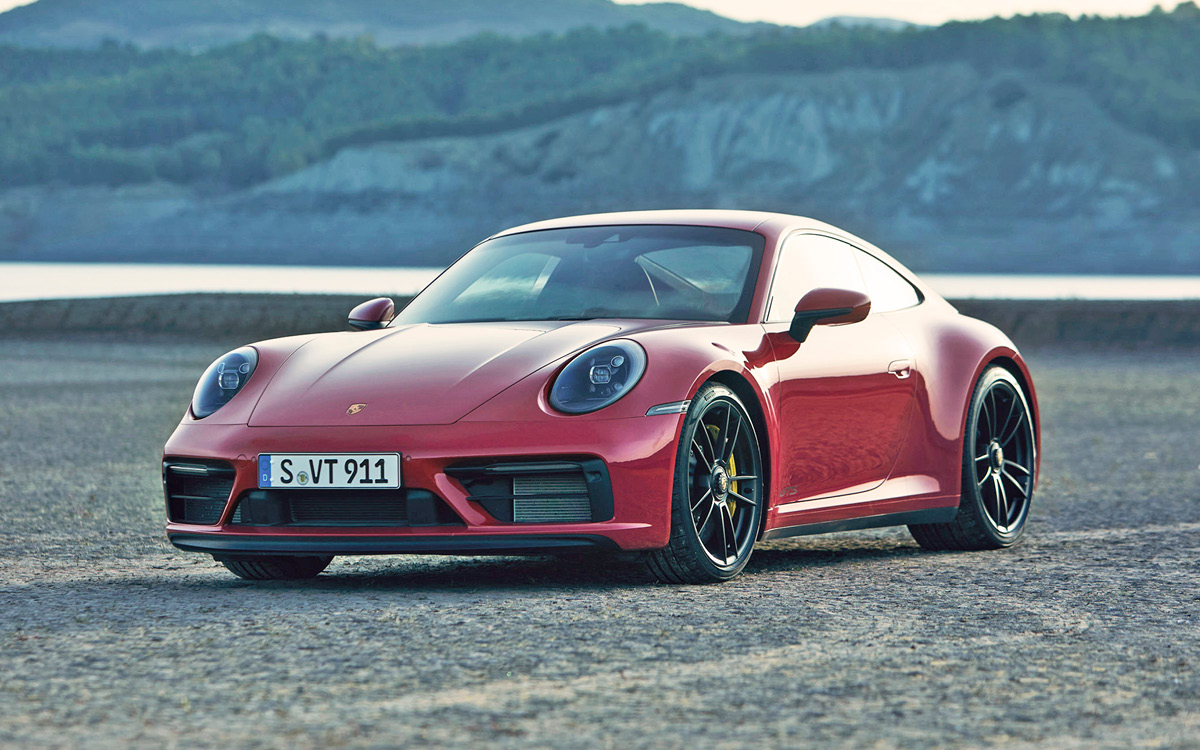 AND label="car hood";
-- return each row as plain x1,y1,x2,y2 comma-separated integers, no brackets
247,321,637,426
